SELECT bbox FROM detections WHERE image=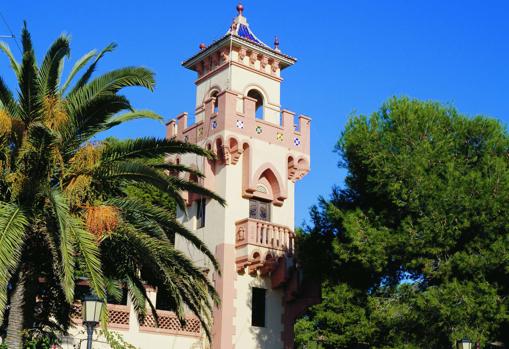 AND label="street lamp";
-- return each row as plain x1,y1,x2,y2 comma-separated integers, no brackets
457,338,473,349
82,294,103,349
